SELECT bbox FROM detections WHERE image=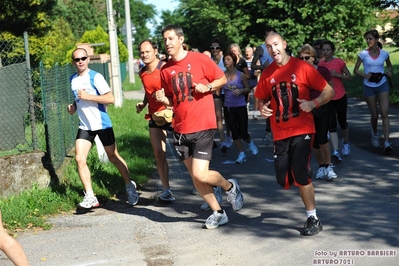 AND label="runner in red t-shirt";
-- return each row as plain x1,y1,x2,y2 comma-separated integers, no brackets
154,25,244,229
137,39,175,204
255,32,335,236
